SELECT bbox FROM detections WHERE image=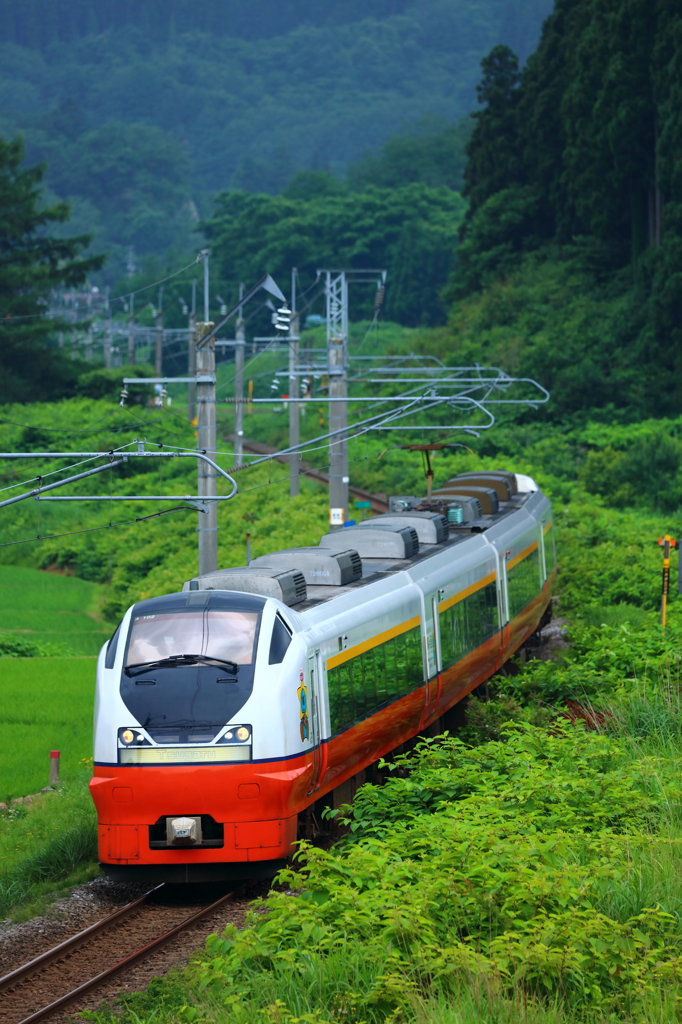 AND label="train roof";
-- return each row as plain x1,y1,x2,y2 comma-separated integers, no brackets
296,487,536,613
180,471,549,621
